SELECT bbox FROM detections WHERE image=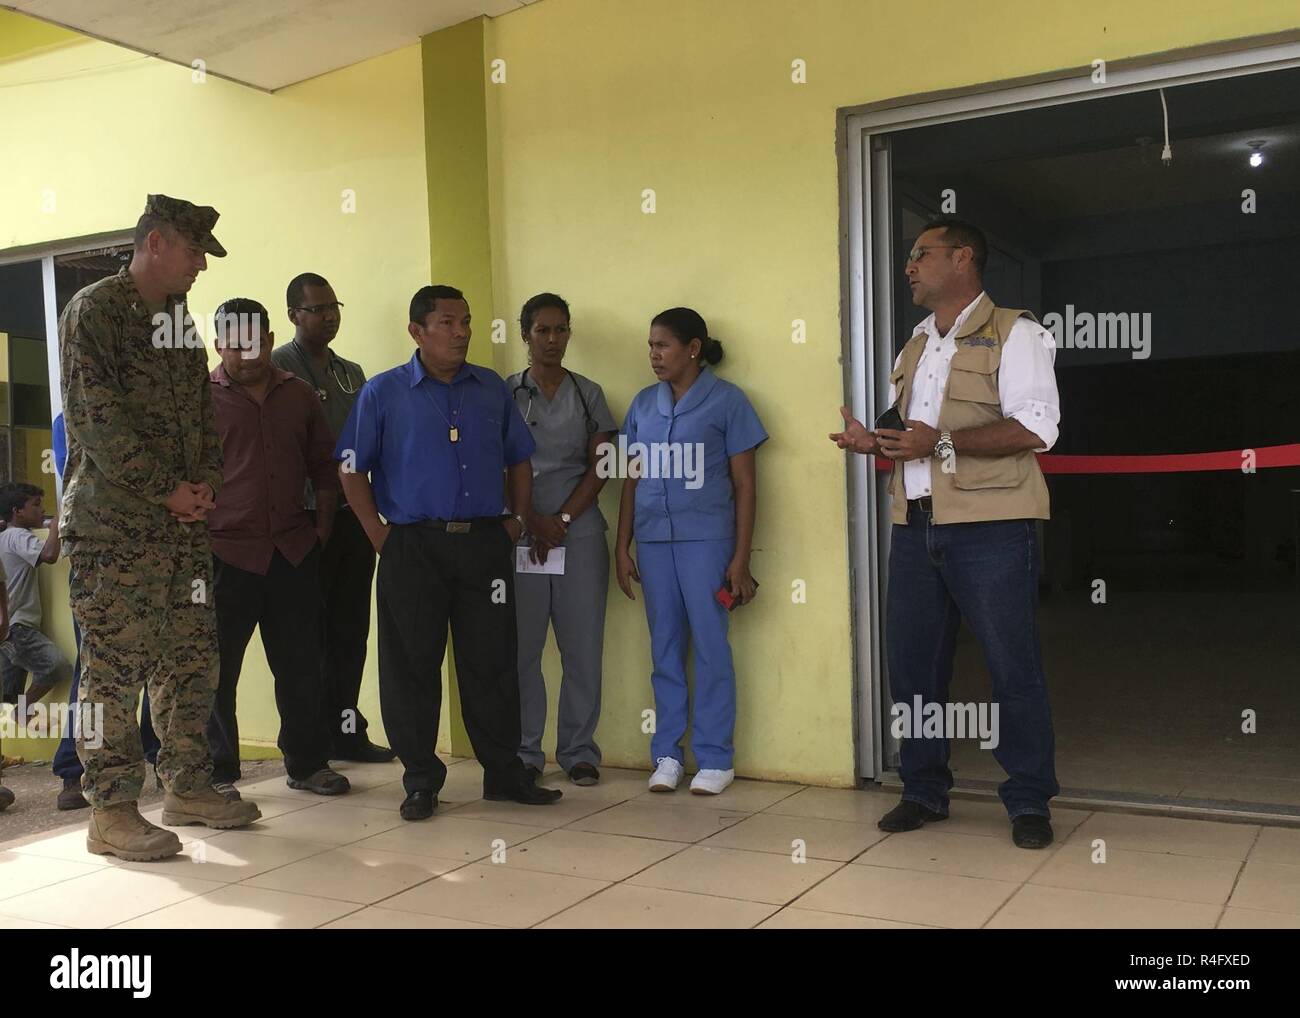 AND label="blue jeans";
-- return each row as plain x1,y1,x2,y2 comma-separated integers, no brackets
885,506,1058,819
52,616,159,781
